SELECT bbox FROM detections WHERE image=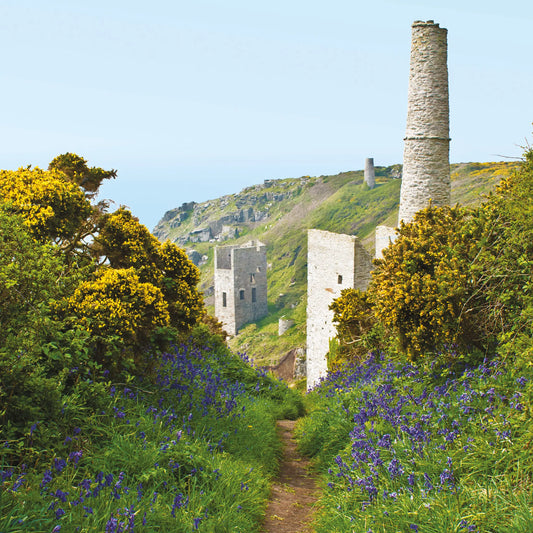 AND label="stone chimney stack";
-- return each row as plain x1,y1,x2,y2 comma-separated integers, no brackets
398,20,450,224
364,157,376,189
